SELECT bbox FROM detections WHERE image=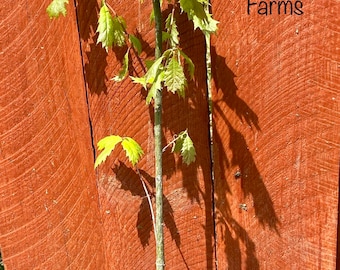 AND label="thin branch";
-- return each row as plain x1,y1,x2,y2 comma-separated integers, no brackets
135,166,156,235
162,134,179,153
105,1,117,16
